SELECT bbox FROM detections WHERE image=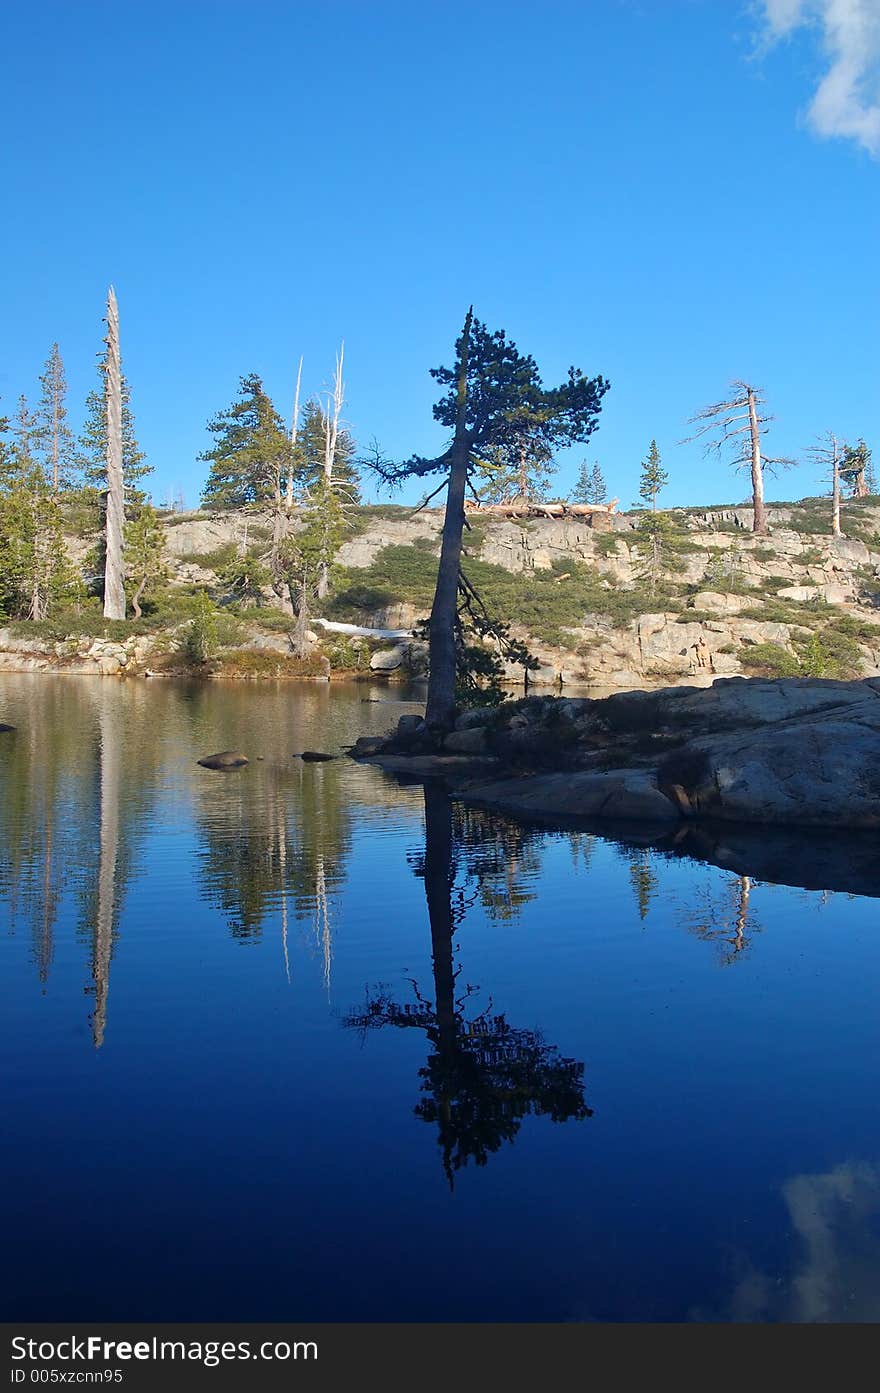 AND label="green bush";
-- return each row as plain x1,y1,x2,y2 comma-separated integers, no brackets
739,628,863,679
738,643,801,677
181,593,221,664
